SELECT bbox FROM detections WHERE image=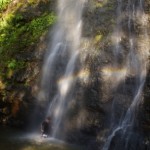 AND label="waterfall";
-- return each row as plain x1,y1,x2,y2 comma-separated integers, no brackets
103,0,149,150
39,0,86,139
